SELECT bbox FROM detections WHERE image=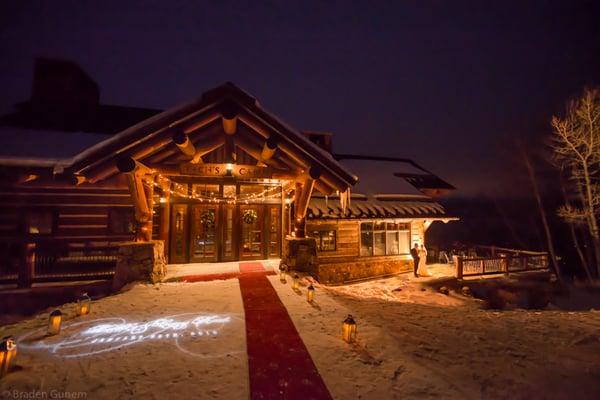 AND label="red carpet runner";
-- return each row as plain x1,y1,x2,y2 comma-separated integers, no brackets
239,261,266,273
239,272,333,400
